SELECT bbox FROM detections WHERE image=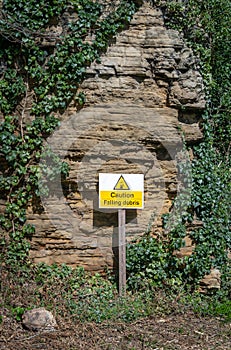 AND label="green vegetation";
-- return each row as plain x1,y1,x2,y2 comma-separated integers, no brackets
1,262,230,324
0,0,138,264
127,0,230,295
0,262,162,323
191,297,231,322
0,0,230,324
